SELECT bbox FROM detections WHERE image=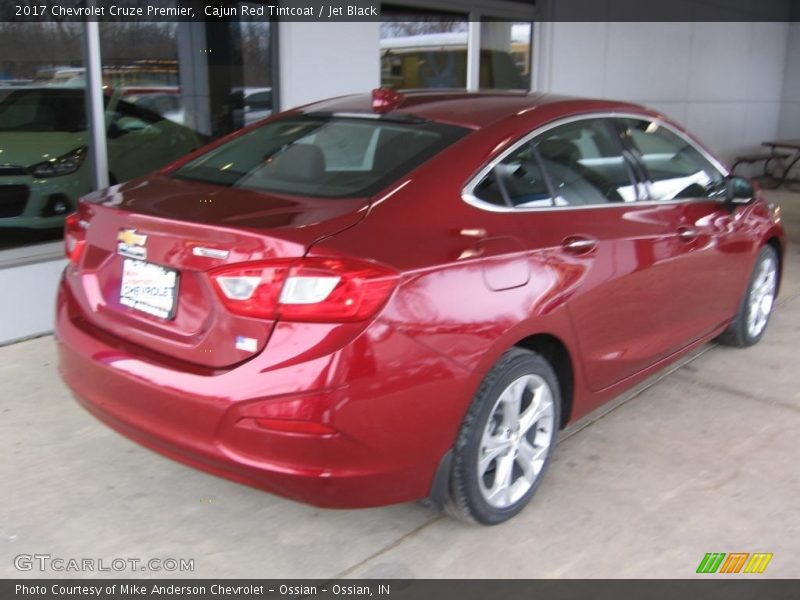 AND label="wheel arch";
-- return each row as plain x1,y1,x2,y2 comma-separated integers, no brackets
429,330,577,509
764,235,783,294
513,333,574,429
